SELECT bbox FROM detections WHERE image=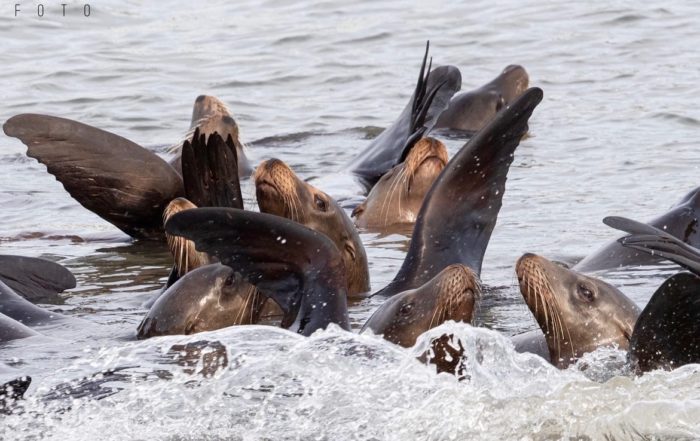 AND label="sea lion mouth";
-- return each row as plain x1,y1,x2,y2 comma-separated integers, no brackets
254,159,303,221
515,254,575,361
432,264,480,327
